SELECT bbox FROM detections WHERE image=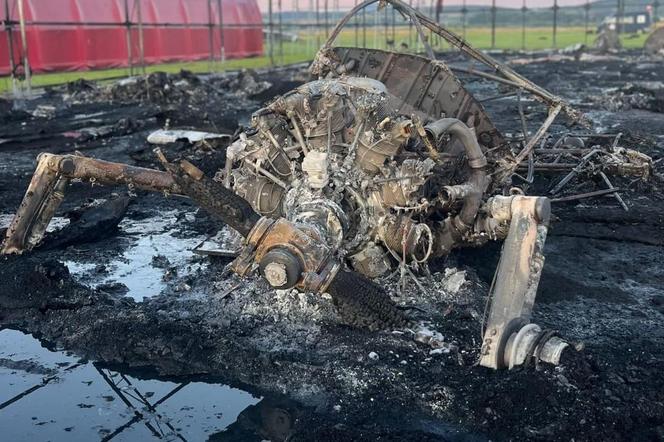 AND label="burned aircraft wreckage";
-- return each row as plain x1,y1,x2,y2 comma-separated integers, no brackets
0,0,653,371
